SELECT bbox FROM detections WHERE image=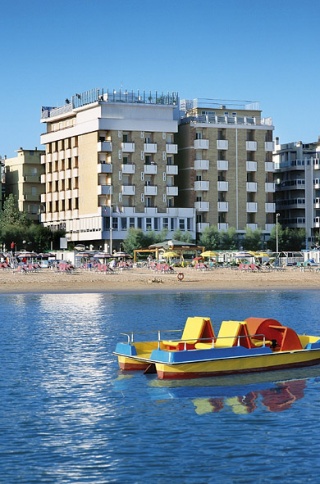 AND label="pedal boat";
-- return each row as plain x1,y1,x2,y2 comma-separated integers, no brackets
114,317,320,380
